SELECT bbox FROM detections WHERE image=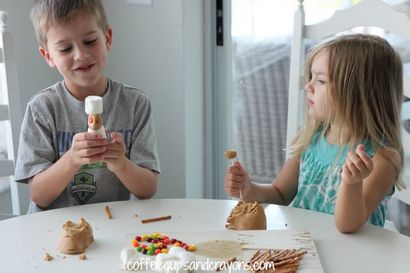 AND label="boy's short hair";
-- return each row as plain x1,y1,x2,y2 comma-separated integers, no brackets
31,0,109,48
